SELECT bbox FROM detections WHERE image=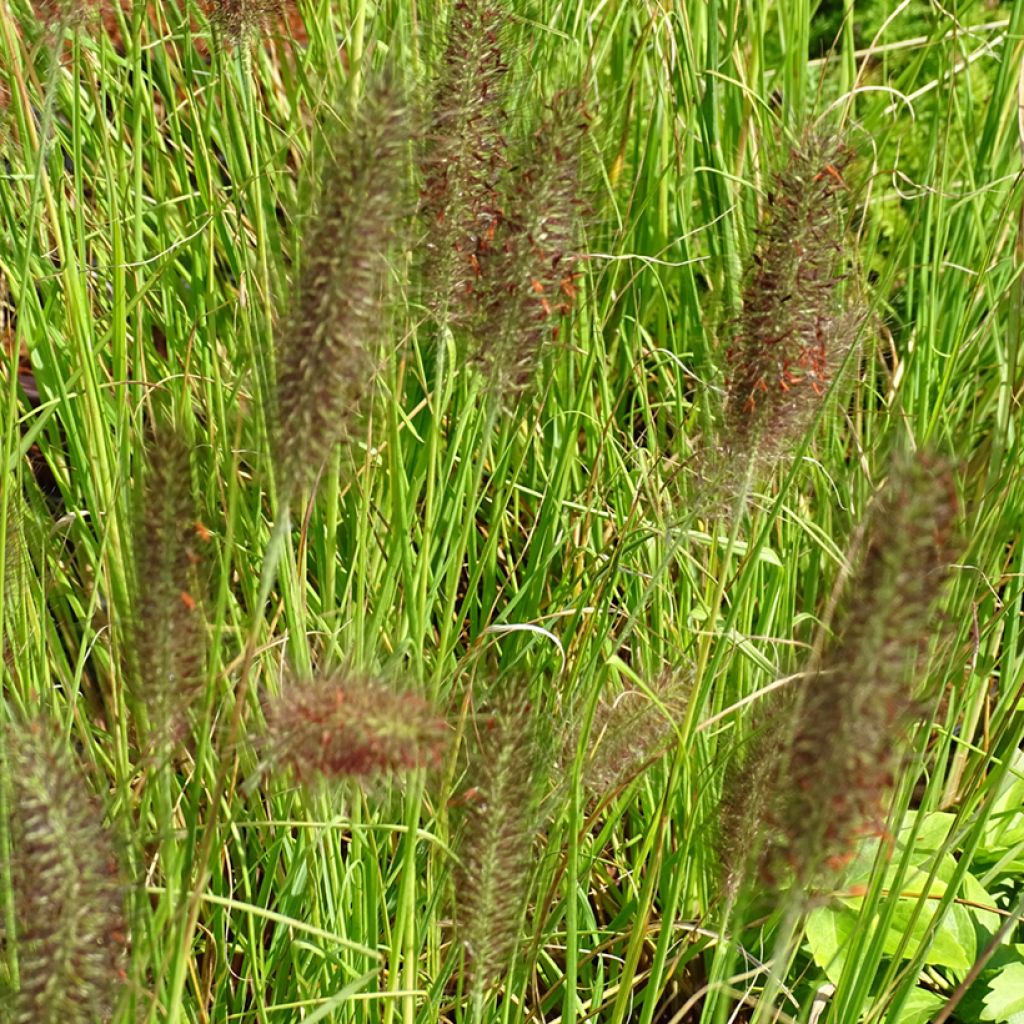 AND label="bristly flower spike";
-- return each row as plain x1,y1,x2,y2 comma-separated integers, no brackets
717,131,863,487
262,672,449,786
719,450,960,893
3,719,129,1024
273,78,410,503
27,0,98,30
476,89,589,392
130,419,207,747
211,0,284,46
579,669,690,800
419,0,510,327
454,696,548,1000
